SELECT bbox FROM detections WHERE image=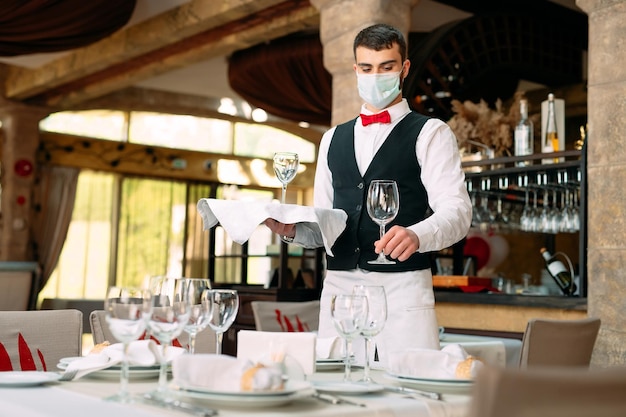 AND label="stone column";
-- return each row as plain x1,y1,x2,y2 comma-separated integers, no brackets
576,0,626,366
311,0,420,125
0,98,50,261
